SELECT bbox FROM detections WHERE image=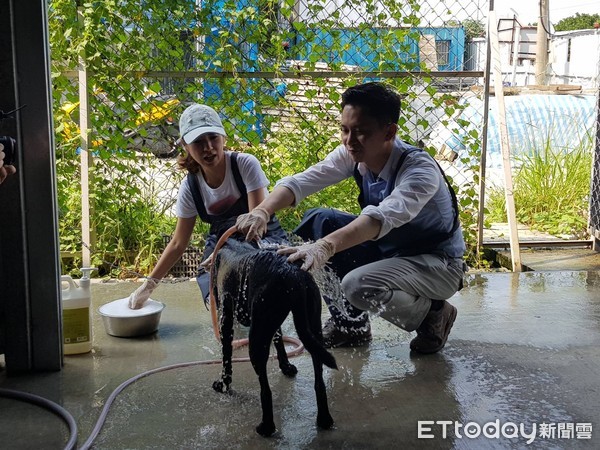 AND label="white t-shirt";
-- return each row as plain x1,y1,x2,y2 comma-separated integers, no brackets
176,151,270,219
